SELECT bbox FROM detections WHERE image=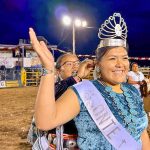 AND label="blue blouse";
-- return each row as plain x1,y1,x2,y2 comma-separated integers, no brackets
72,80,148,150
